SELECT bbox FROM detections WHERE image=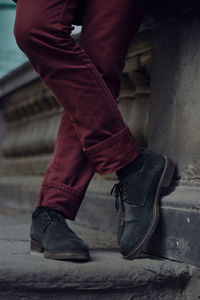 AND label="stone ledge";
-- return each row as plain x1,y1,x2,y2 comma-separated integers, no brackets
0,249,190,299
0,207,198,300
147,182,200,267
0,236,190,300
0,210,192,299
